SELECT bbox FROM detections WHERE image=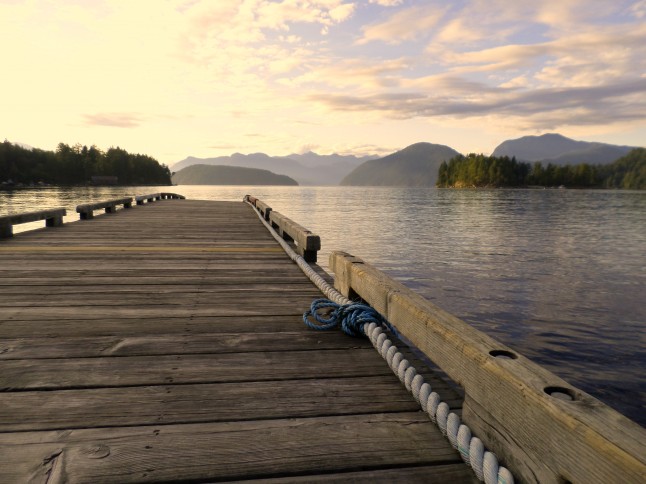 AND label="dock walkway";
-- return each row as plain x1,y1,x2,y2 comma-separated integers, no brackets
0,199,475,482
